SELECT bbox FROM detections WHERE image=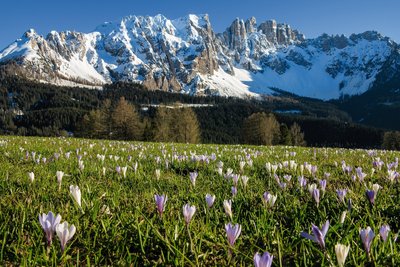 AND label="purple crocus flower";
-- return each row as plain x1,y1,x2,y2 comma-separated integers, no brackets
355,167,367,182
366,190,377,205
379,224,390,242
205,194,216,208
298,176,307,188
254,251,273,267
283,175,292,182
301,220,330,248
231,186,238,197
279,182,287,189
154,194,168,217
225,223,241,246
39,211,62,246
360,227,375,255
319,179,327,192
312,188,320,207
336,189,347,203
